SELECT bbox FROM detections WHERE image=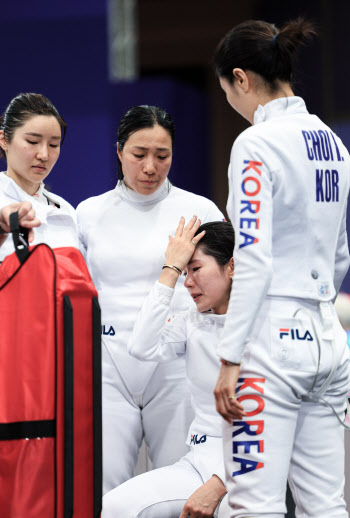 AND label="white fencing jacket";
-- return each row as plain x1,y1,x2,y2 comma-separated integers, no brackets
128,280,226,482
77,180,224,393
0,172,78,262
217,97,350,364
